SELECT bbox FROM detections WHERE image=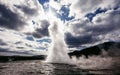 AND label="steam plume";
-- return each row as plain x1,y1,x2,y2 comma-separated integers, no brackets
46,20,73,64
